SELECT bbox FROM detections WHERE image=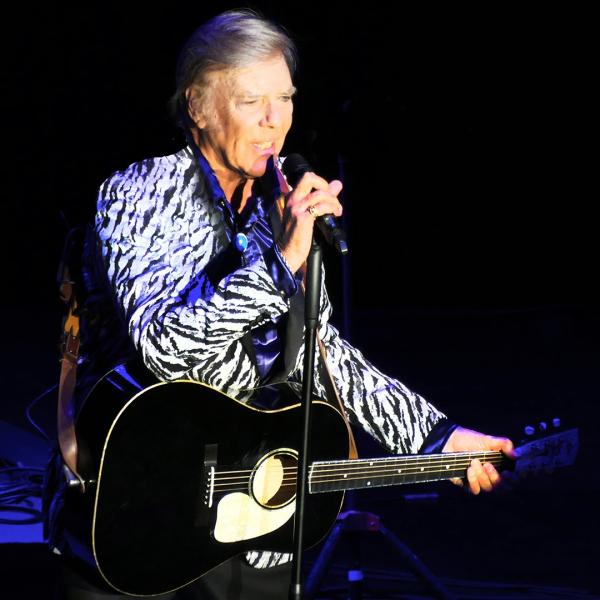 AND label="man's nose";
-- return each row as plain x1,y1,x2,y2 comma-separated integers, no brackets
260,101,281,127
